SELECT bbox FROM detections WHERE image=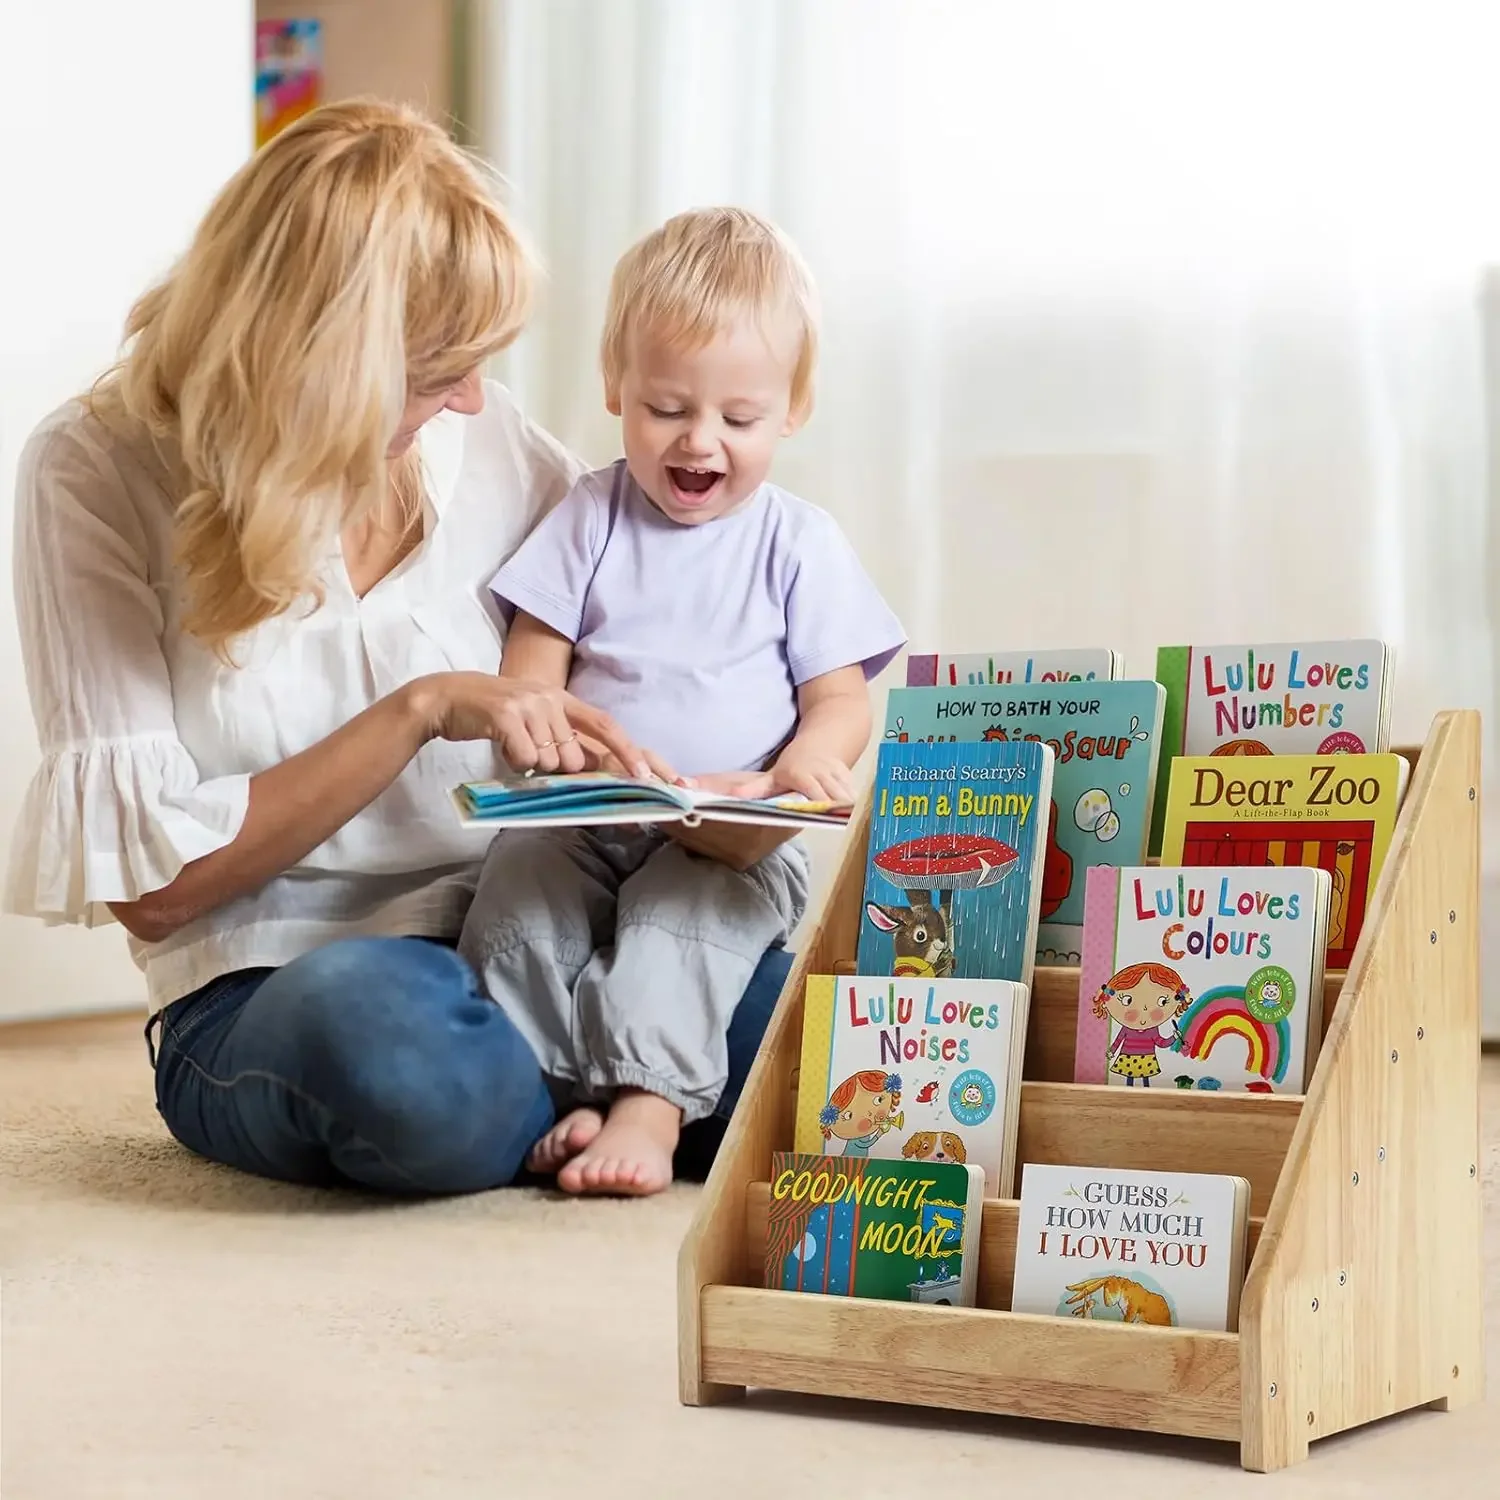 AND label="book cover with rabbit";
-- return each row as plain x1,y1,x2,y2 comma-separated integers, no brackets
882,679,1165,965
793,974,1029,1196
1011,1163,1251,1332
856,738,1054,990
